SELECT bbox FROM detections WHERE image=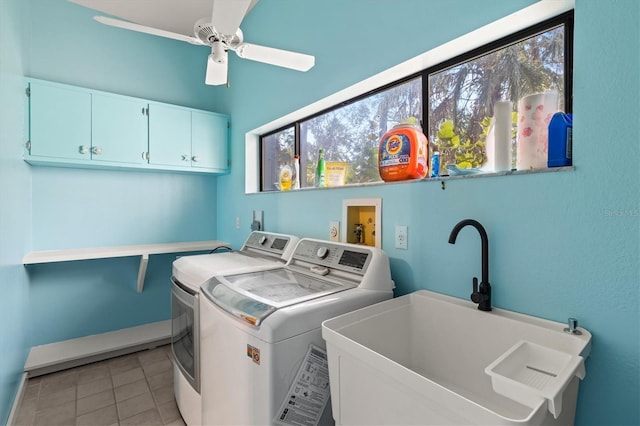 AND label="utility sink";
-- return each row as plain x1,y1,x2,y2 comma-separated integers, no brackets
321,290,591,426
